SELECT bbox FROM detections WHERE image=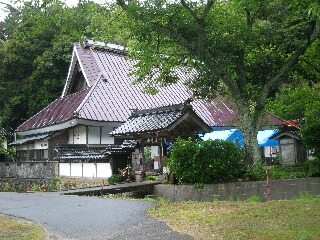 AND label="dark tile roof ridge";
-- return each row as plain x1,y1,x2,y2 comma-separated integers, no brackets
131,99,193,118
83,37,126,55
